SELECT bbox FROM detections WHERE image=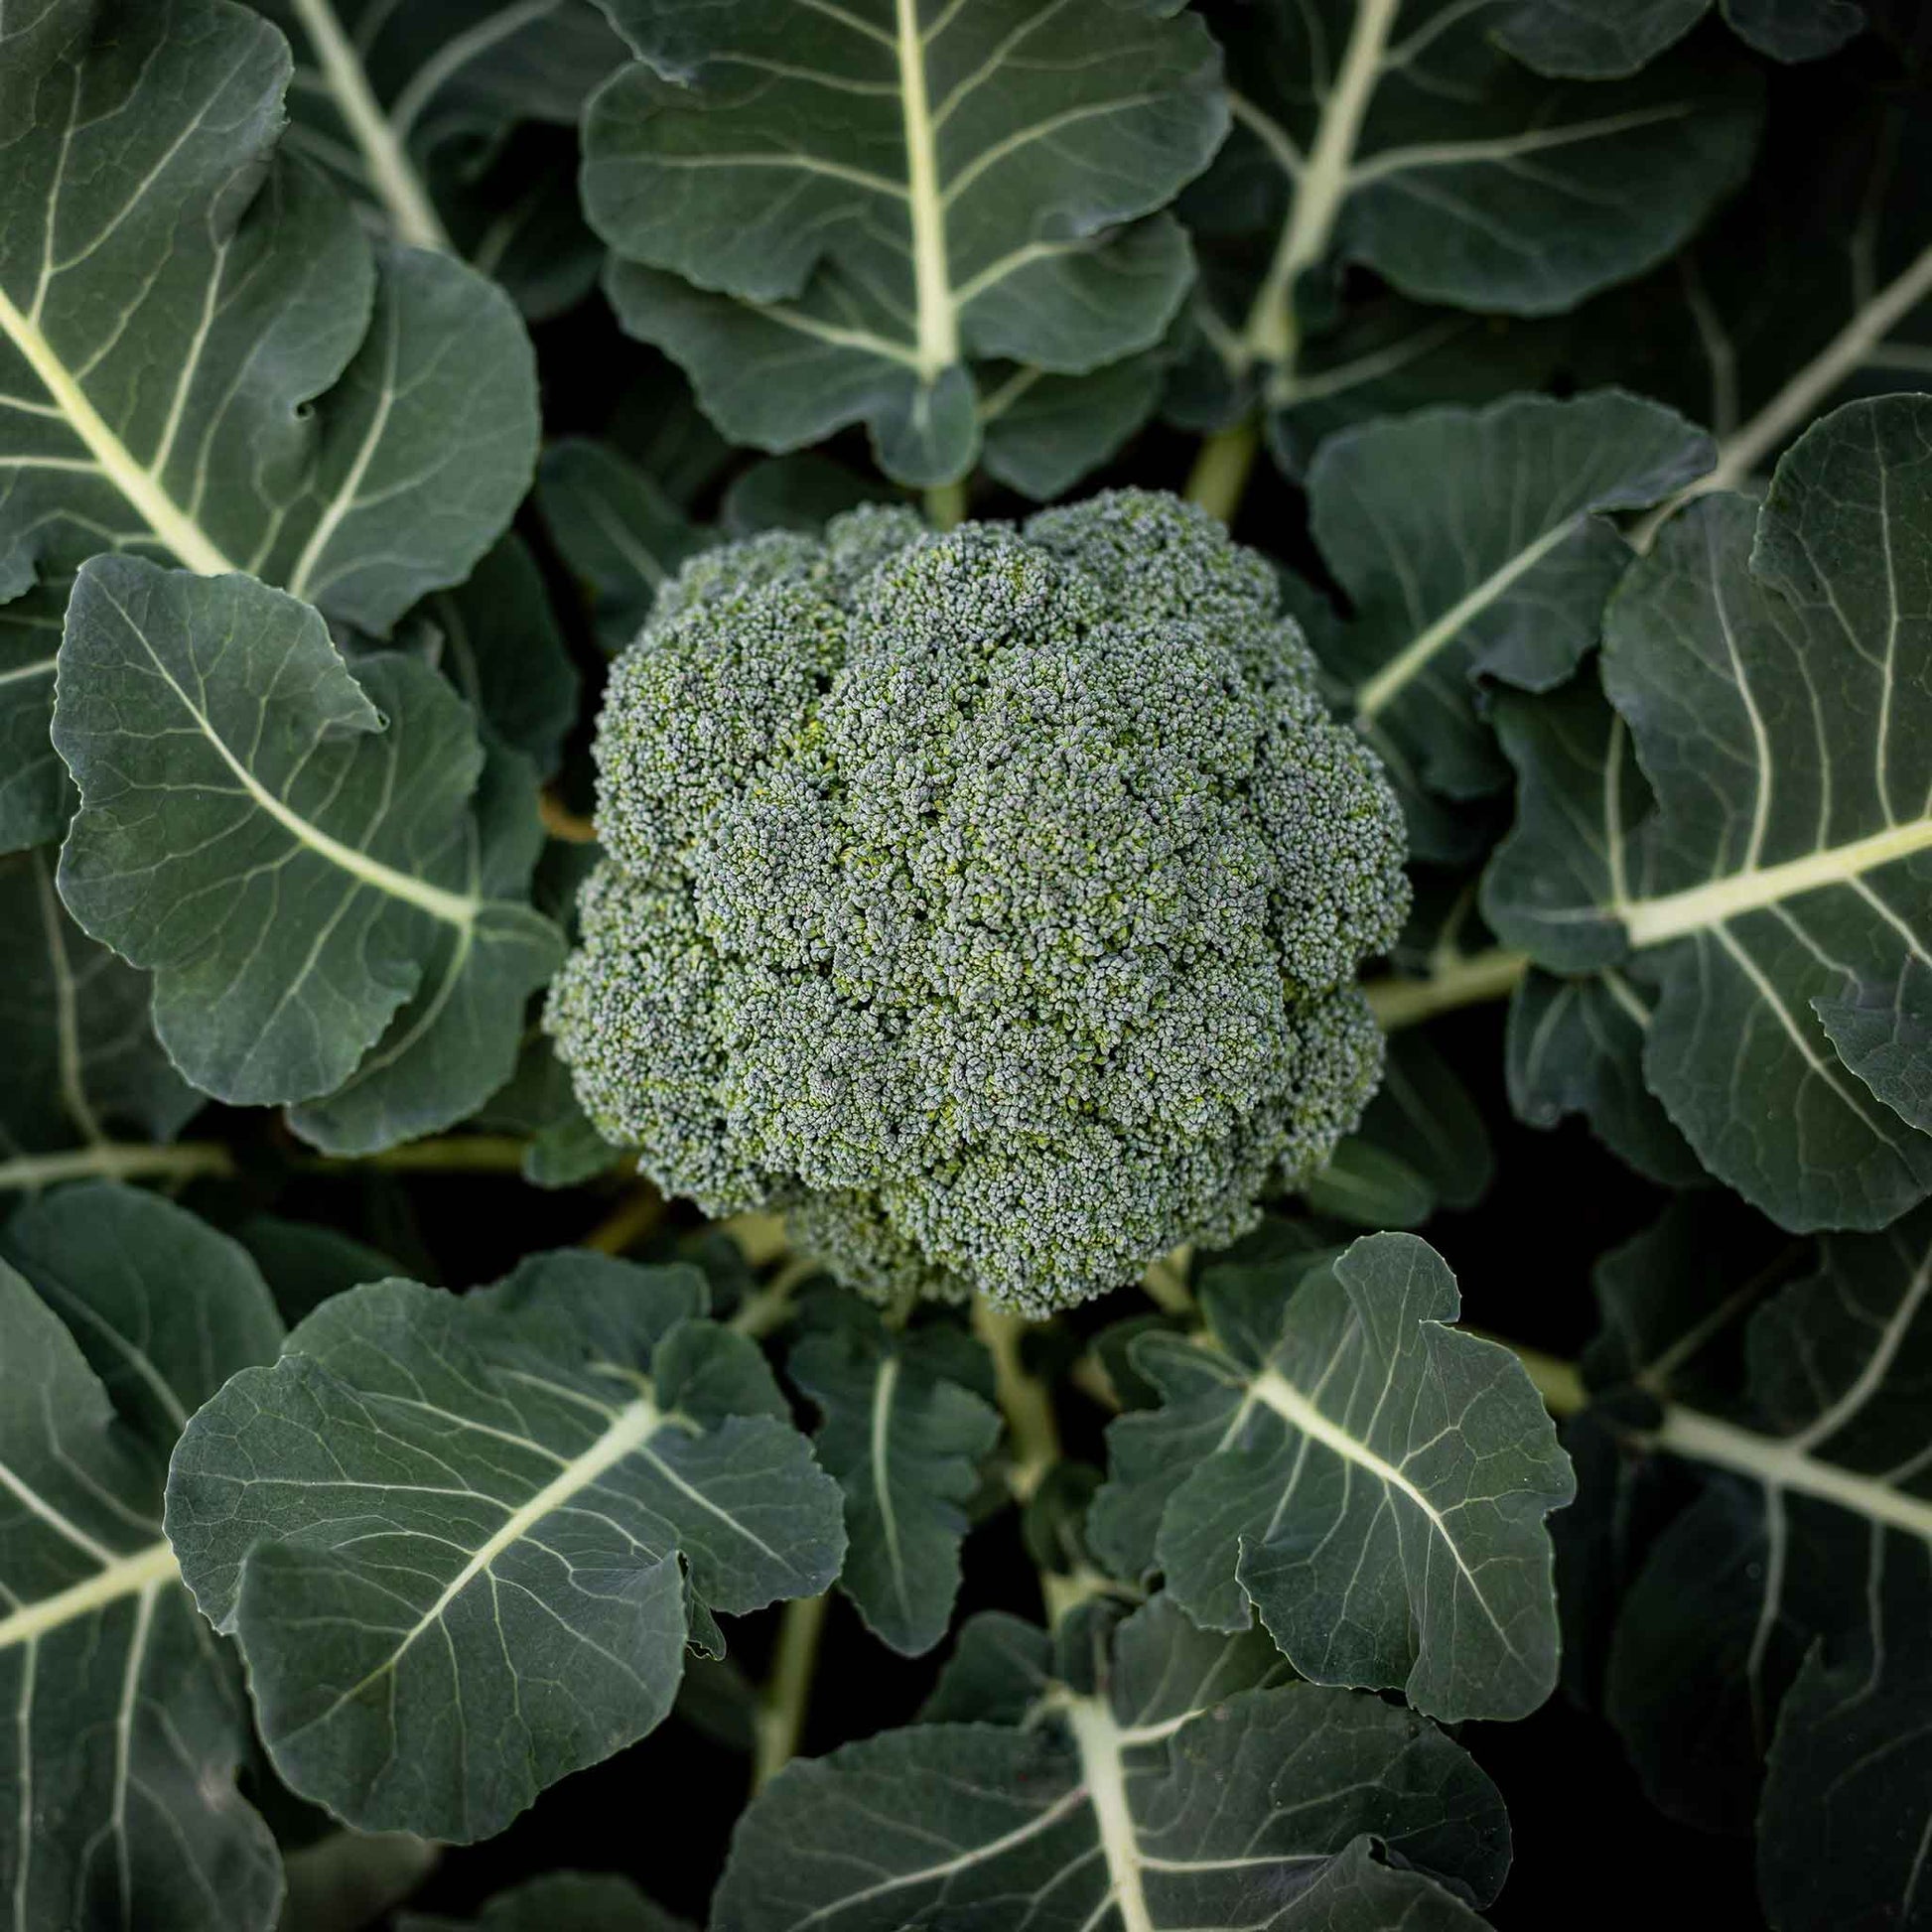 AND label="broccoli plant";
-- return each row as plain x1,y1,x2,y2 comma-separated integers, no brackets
0,4,1928,1932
